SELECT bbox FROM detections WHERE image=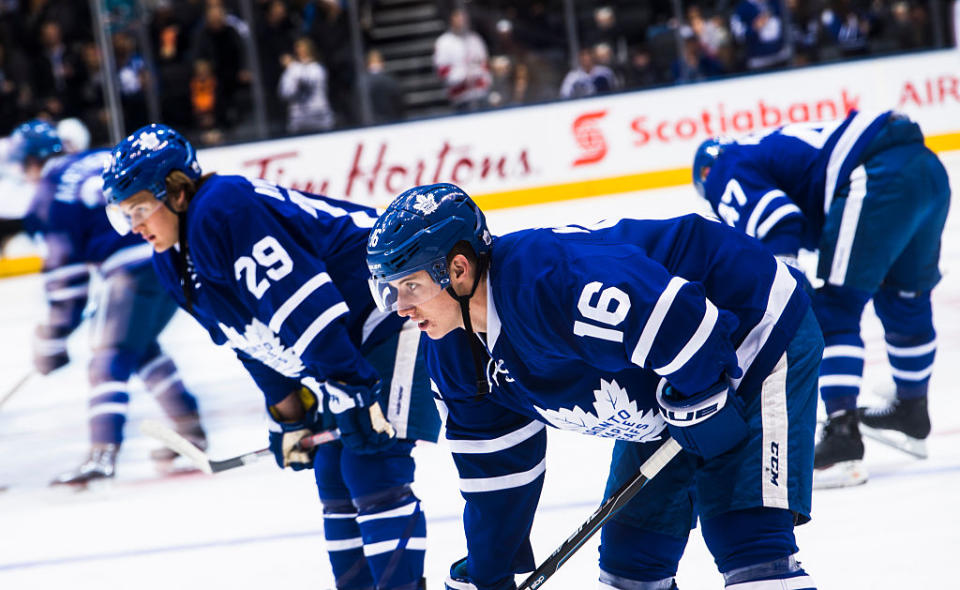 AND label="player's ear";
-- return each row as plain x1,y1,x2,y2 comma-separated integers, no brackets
169,189,189,213
449,254,471,283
